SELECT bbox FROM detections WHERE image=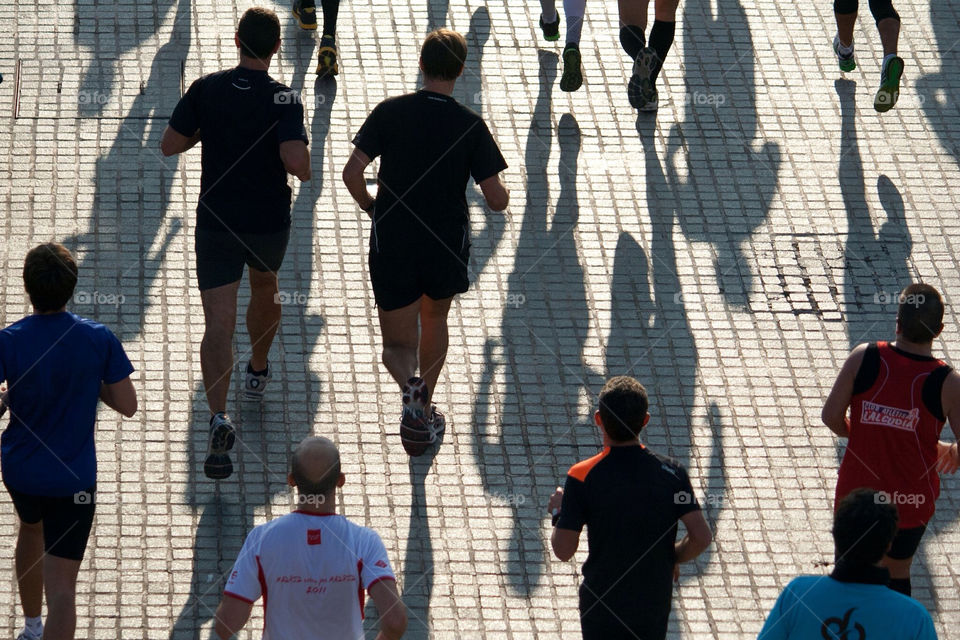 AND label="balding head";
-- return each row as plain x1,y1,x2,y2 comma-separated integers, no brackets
290,436,342,500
